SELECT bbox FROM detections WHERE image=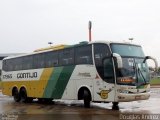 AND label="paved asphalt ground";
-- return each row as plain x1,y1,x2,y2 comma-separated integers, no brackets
0,87,160,120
